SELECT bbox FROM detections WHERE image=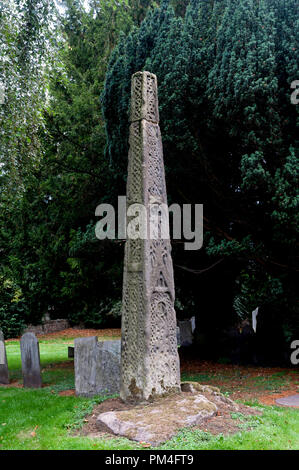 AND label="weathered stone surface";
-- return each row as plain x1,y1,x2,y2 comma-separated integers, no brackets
97,391,217,445
176,326,180,346
181,381,239,411
178,319,194,346
0,329,9,384
130,71,159,123
276,394,299,408
181,381,220,394
121,71,180,402
191,316,196,332
20,332,42,388
74,338,120,397
213,393,239,410
24,318,69,335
